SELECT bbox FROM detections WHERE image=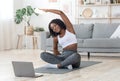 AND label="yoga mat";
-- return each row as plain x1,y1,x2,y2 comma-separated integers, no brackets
35,61,101,74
